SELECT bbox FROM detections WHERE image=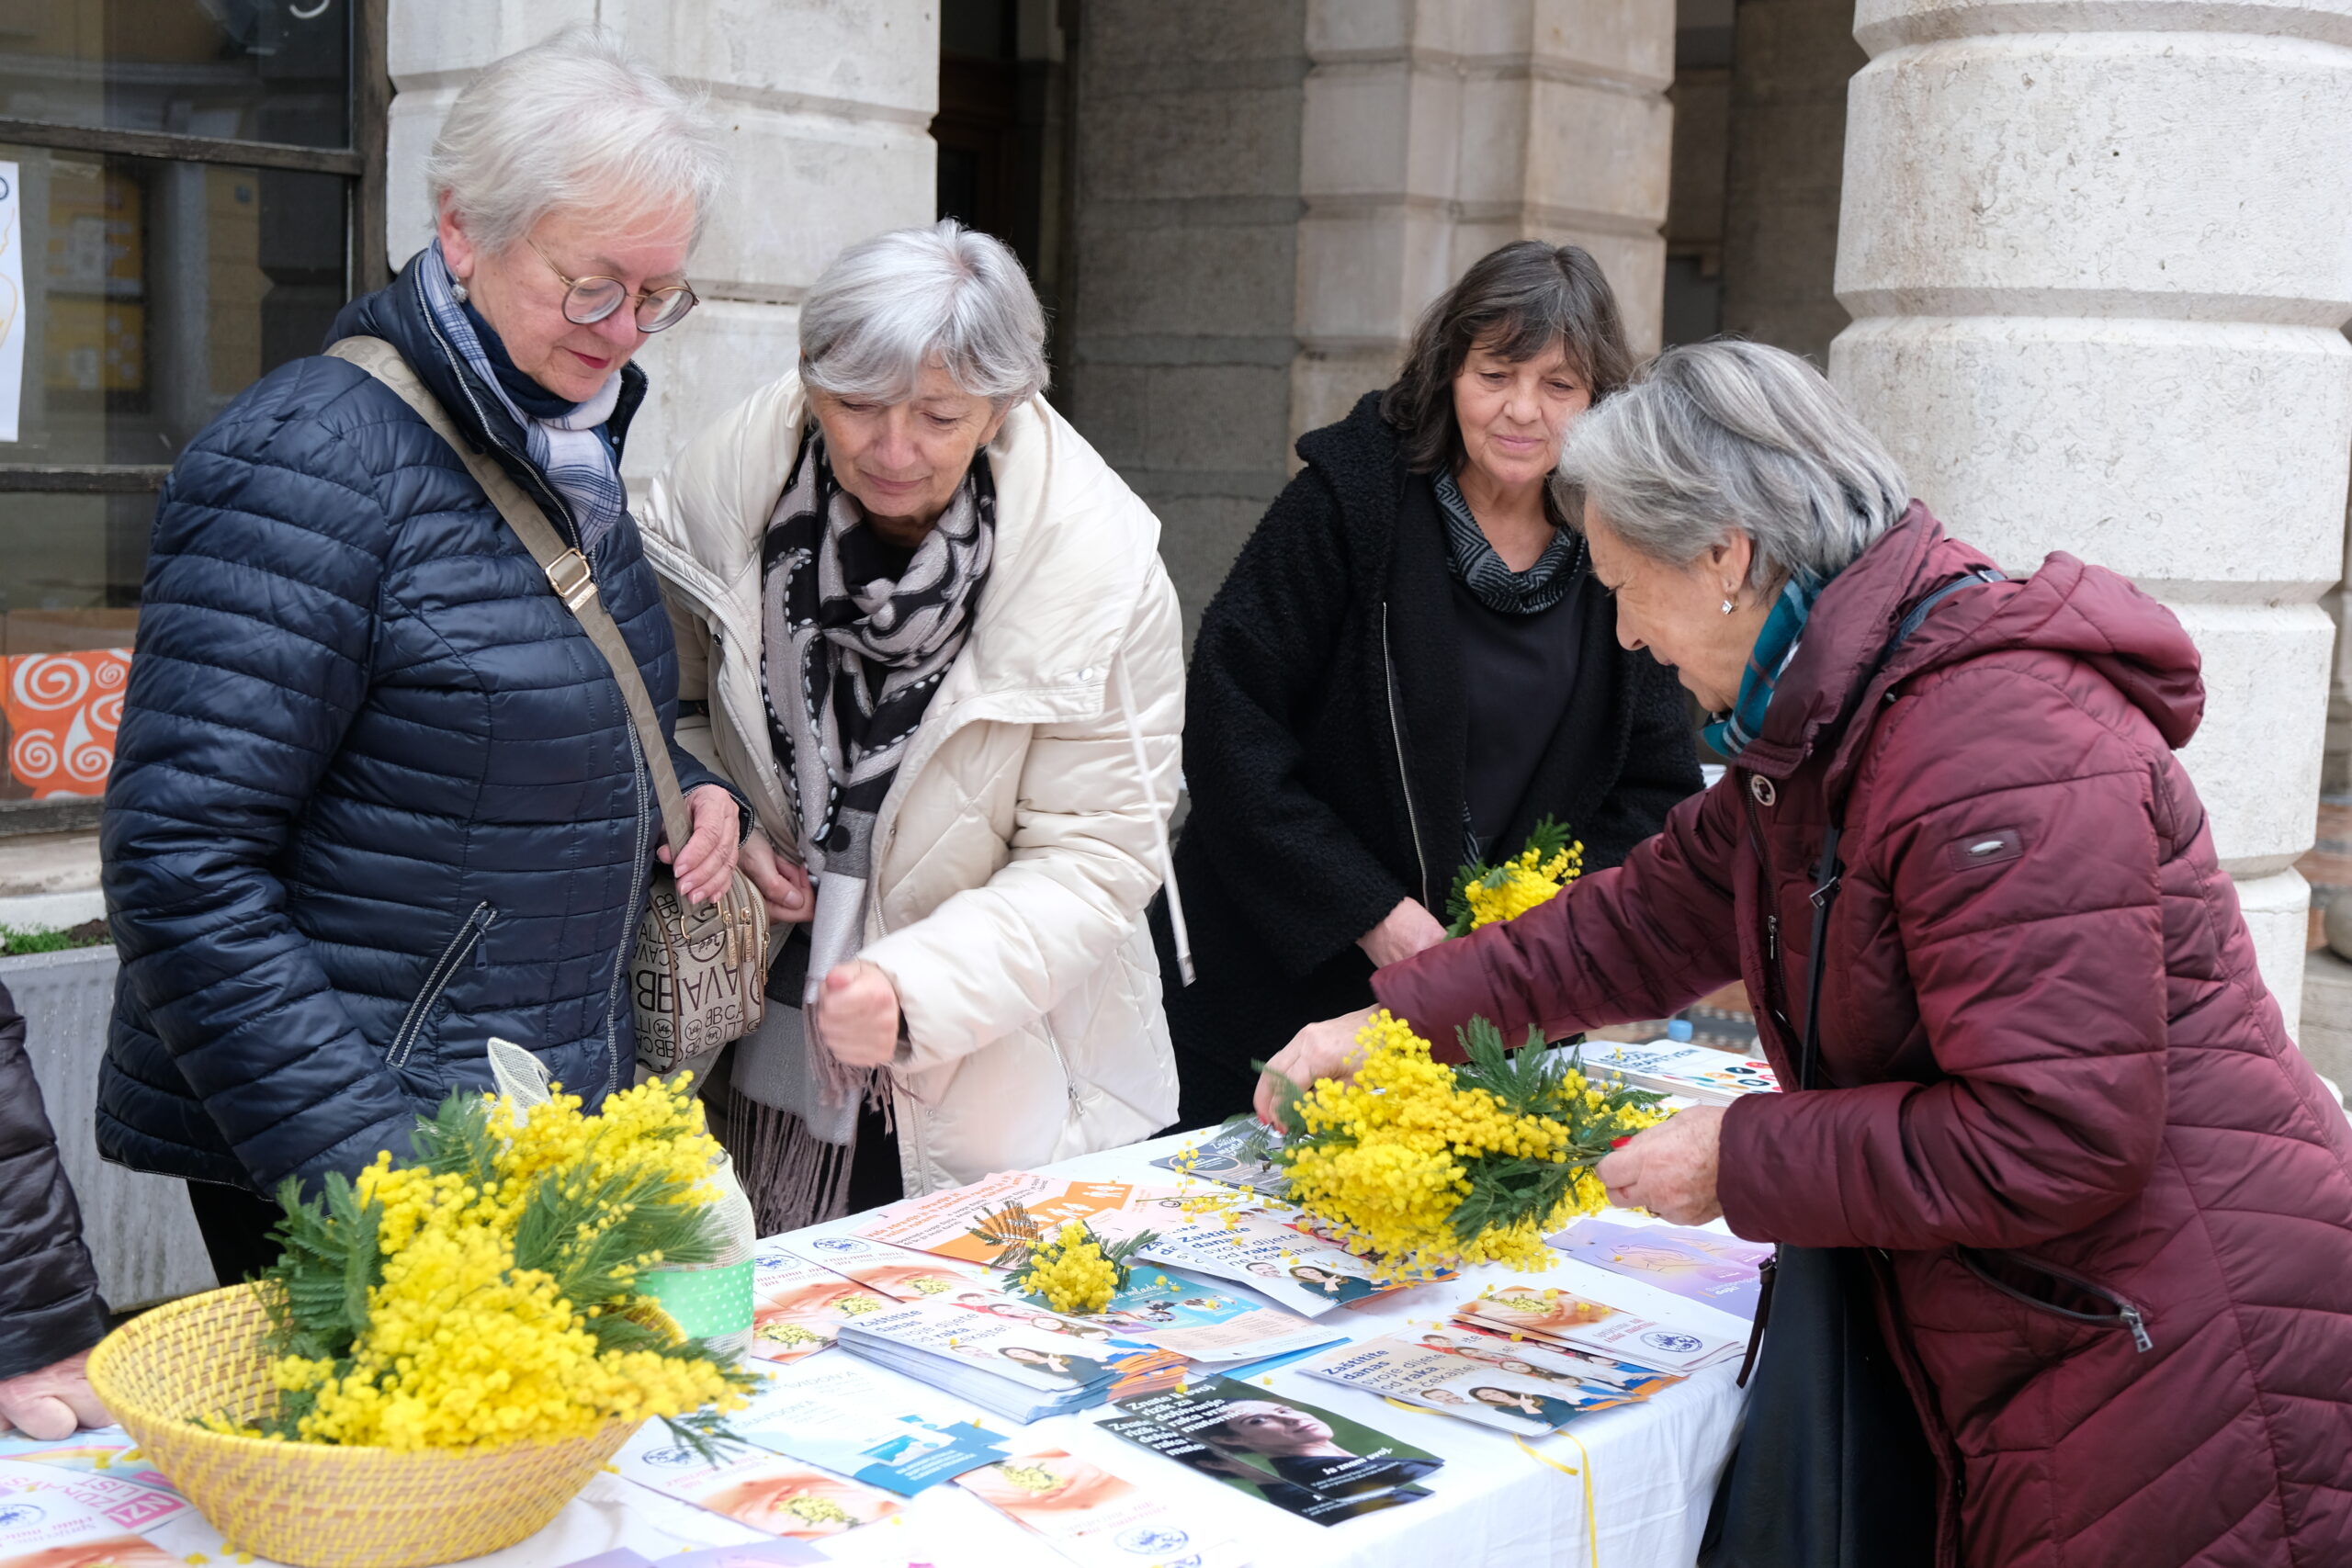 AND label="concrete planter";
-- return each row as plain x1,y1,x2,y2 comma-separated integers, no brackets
2,944,215,1308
